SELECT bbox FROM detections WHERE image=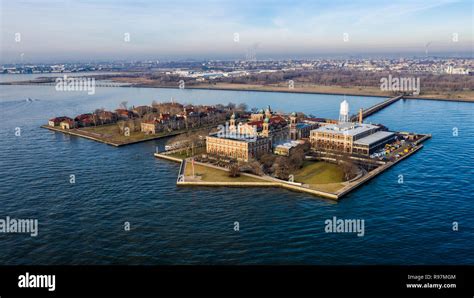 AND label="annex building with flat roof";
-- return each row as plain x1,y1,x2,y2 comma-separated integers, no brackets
310,100,396,156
